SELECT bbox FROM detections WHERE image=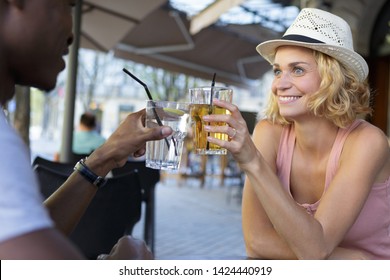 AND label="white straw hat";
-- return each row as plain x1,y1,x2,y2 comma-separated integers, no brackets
256,8,368,81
